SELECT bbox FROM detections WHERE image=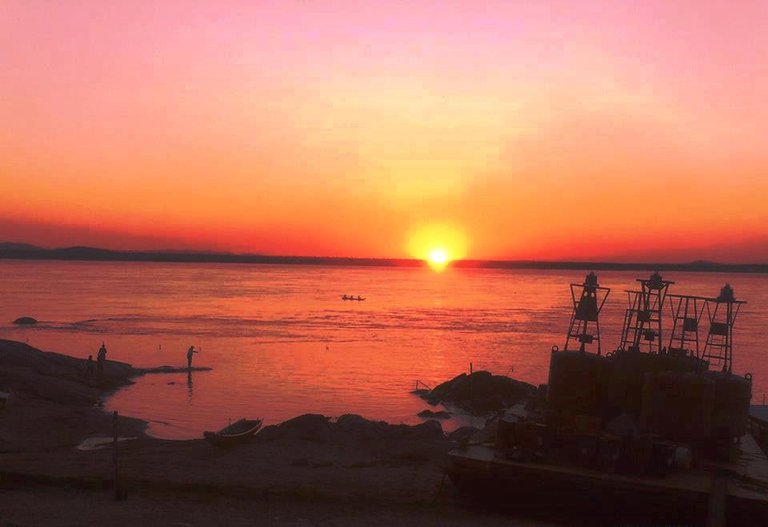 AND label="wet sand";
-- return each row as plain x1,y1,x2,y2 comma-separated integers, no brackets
0,339,554,526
